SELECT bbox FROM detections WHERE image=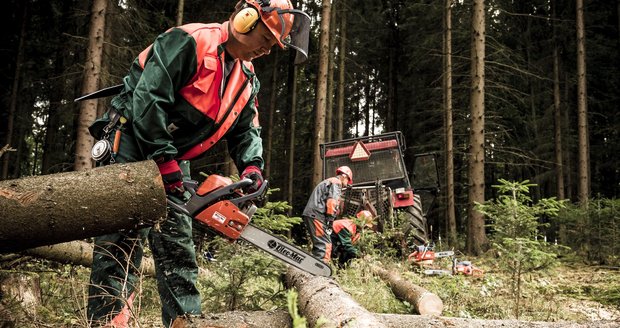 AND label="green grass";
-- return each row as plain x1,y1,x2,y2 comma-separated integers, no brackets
2,243,618,327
